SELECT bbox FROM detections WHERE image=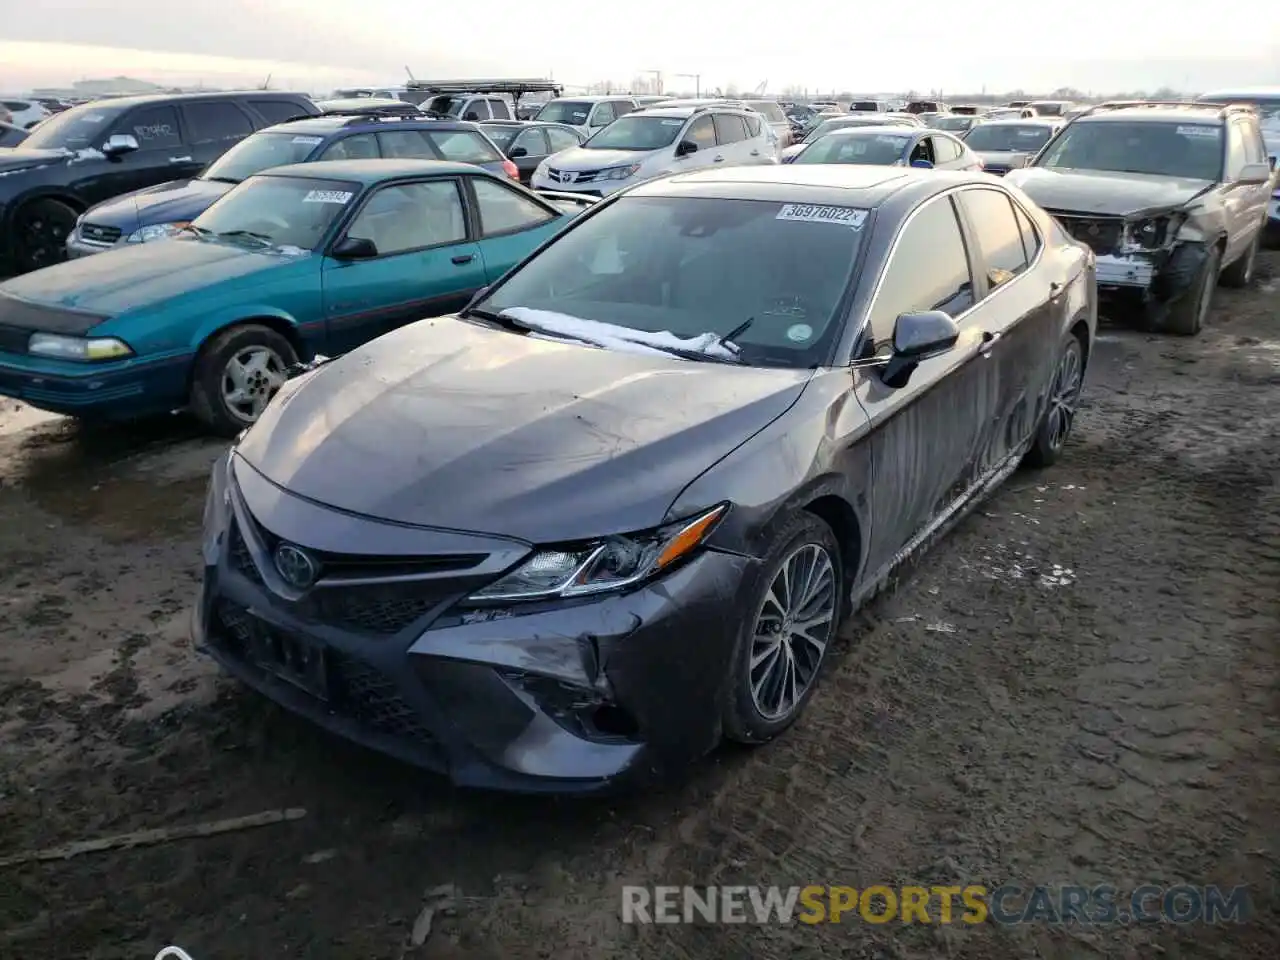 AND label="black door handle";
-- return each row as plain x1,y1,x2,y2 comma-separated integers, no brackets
452,254,474,265
1049,281,1063,297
